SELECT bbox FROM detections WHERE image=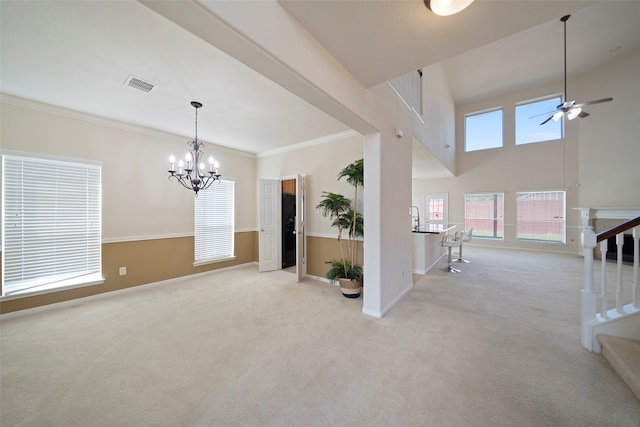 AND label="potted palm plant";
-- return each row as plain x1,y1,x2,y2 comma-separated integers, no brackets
316,158,364,298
